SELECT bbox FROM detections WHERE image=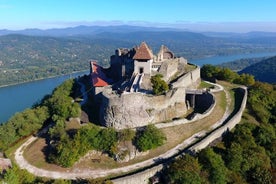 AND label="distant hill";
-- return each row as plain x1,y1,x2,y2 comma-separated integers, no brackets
239,56,276,83
1,26,276,86
0,34,132,86
0,25,183,37
217,57,268,71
